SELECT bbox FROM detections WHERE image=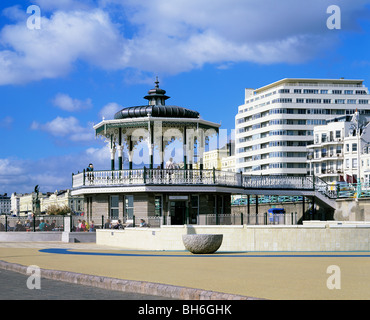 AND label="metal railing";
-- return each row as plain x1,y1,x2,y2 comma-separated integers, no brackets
0,215,65,232
198,213,297,225
0,212,300,232
0,215,101,232
73,169,324,191
99,213,298,228
336,183,370,198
